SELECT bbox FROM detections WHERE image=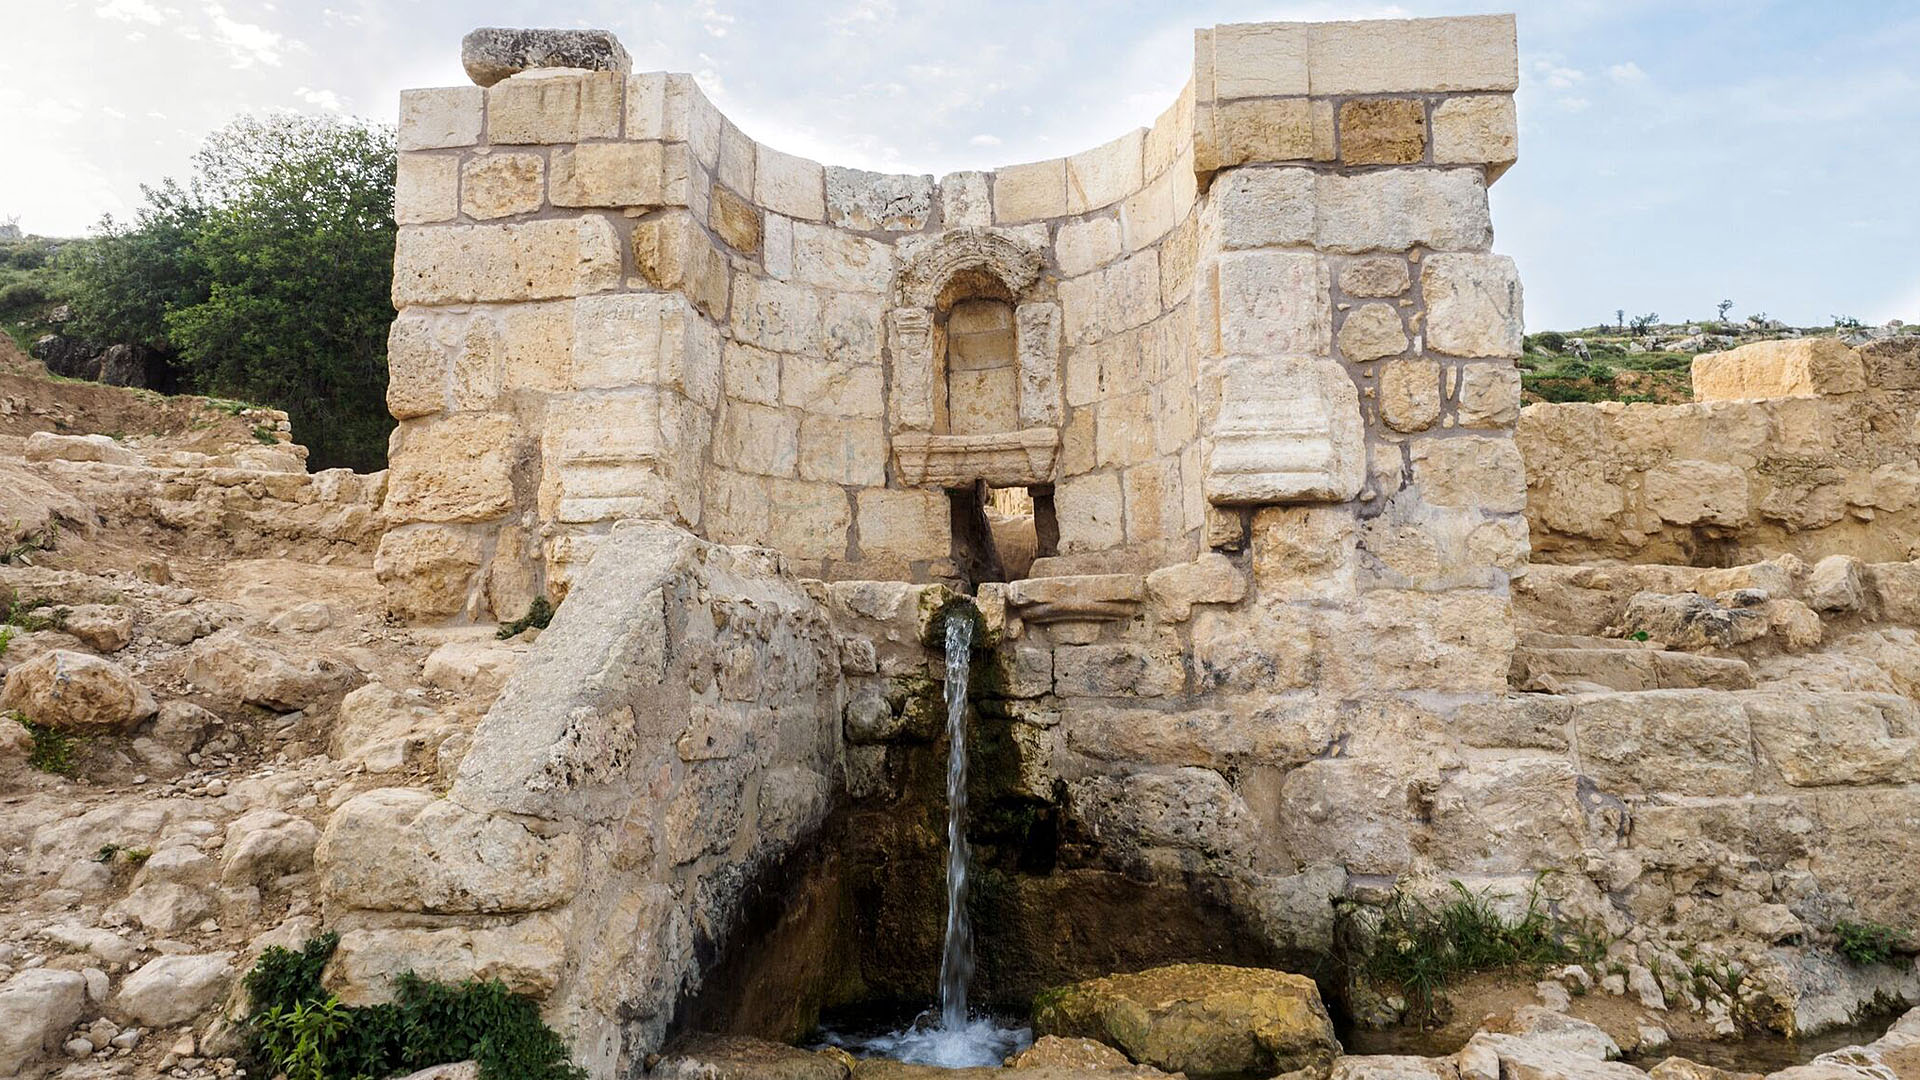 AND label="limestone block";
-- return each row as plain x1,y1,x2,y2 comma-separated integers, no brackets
0,650,156,732
1144,85,1195,179
824,167,932,231
448,314,502,411
1433,94,1518,175
1096,392,1153,466
394,153,458,225
1211,97,1315,168
948,368,1020,436
1743,692,1920,787
631,213,731,321
550,141,664,207
1145,553,1247,620
1057,472,1125,553
993,158,1068,223
1323,589,1513,693
939,171,991,228
392,218,620,305
459,152,544,220
386,312,445,420
398,86,482,151
717,120,754,194
1306,15,1518,95
1859,336,1920,389
782,355,883,418
1572,690,1756,796
1054,641,1185,697
1642,461,1750,526
1017,302,1064,427
572,292,685,391
1340,257,1412,297
1805,554,1867,613
1457,363,1521,428
824,293,886,367
730,274,821,353
1251,506,1355,600
317,787,581,913
1207,22,1311,98
115,953,234,1028
1123,459,1183,539
460,27,631,87
1691,338,1867,400
791,222,894,292
376,525,486,621
1211,250,1330,356
486,70,621,144
1379,358,1441,432
500,301,575,392
714,401,797,478
1315,169,1491,254
1339,98,1427,165
1274,757,1420,874
1213,166,1314,250
709,184,761,254
385,413,519,523
856,488,950,561
1056,216,1123,277
1066,129,1144,214
797,415,885,485
330,918,566,1005
1206,356,1364,505
1410,436,1525,512
1338,302,1408,362
762,478,851,559
1422,253,1523,358
755,144,825,222
1060,249,1162,347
